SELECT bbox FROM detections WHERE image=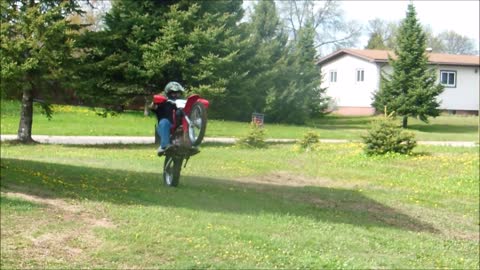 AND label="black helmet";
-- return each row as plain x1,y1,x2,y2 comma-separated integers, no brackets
164,81,185,94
